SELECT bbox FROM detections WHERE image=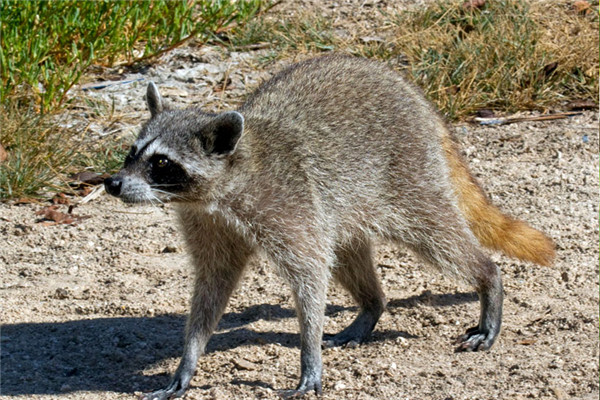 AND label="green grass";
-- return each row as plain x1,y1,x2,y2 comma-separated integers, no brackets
0,0,268,200
0,0,266,113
